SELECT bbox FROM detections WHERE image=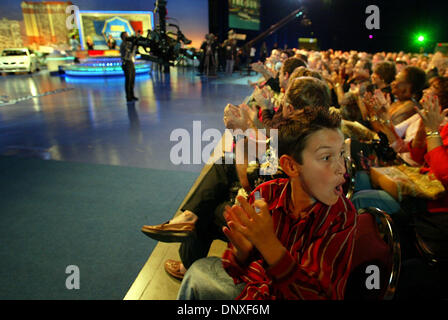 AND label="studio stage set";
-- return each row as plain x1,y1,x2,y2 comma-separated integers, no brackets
0,65,259,299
